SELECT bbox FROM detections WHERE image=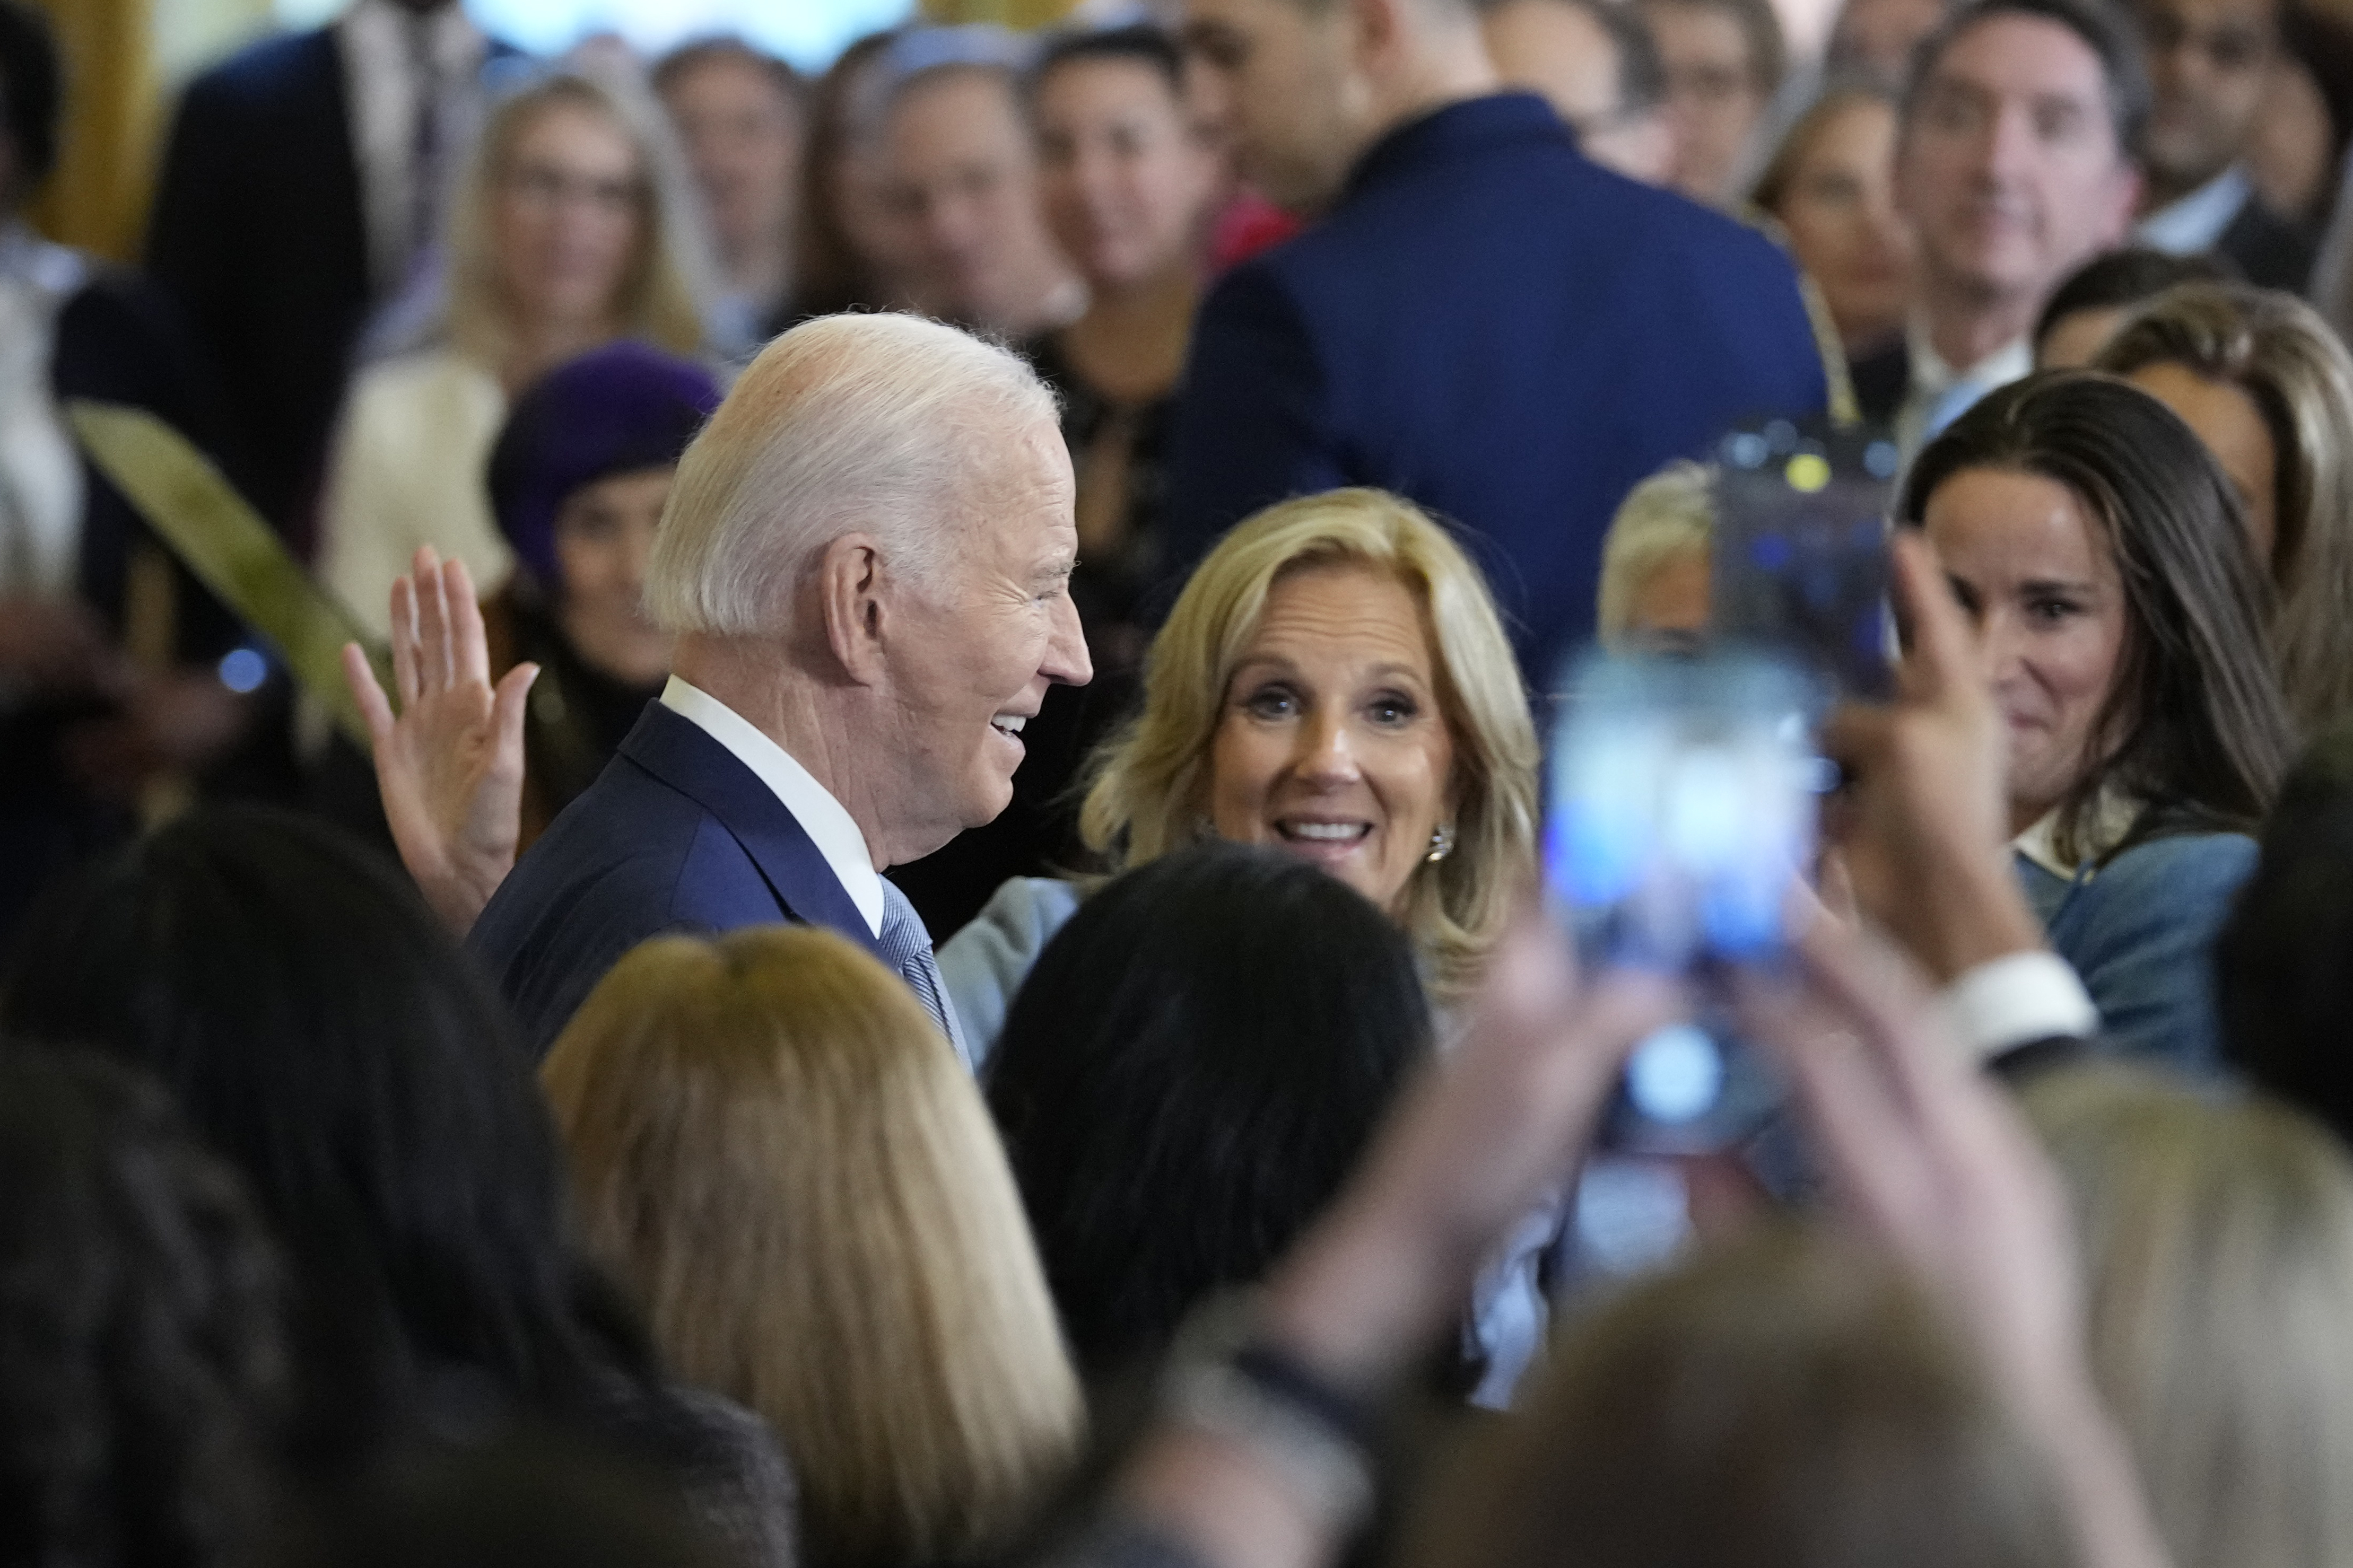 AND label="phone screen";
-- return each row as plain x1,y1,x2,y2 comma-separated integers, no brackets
1543,651,1820,1153
1710,420,1901,699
